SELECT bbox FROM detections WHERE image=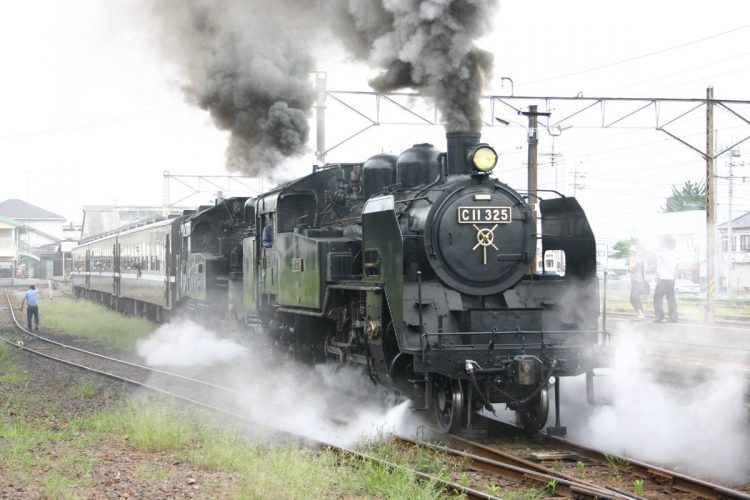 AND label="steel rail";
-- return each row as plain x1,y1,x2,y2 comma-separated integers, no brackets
472,418,750,500
544,433,750,500
399,436,631,499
